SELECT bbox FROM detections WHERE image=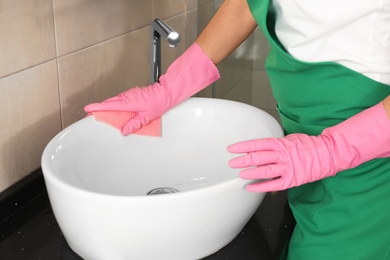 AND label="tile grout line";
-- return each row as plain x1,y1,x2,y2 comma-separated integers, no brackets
50,0,64,131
